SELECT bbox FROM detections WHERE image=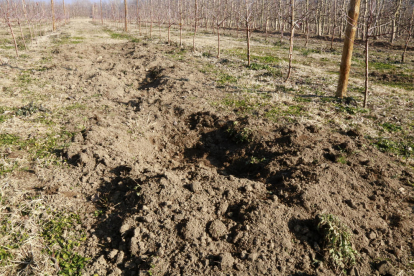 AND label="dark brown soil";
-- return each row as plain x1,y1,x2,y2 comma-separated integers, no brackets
40,40,413,275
